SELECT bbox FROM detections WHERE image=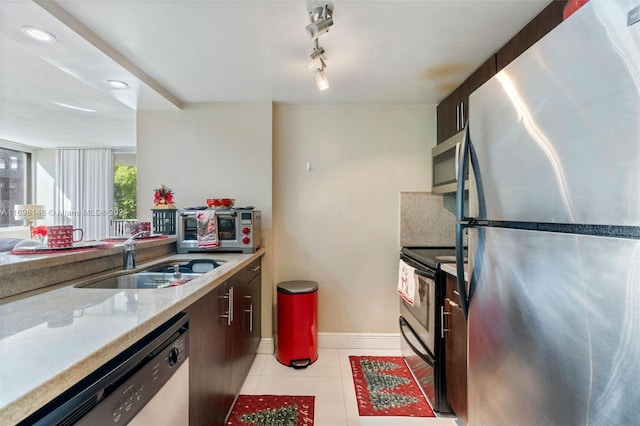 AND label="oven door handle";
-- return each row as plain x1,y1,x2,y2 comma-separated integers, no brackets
399,317,435,365
400,255,436,279
415,270,436,280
